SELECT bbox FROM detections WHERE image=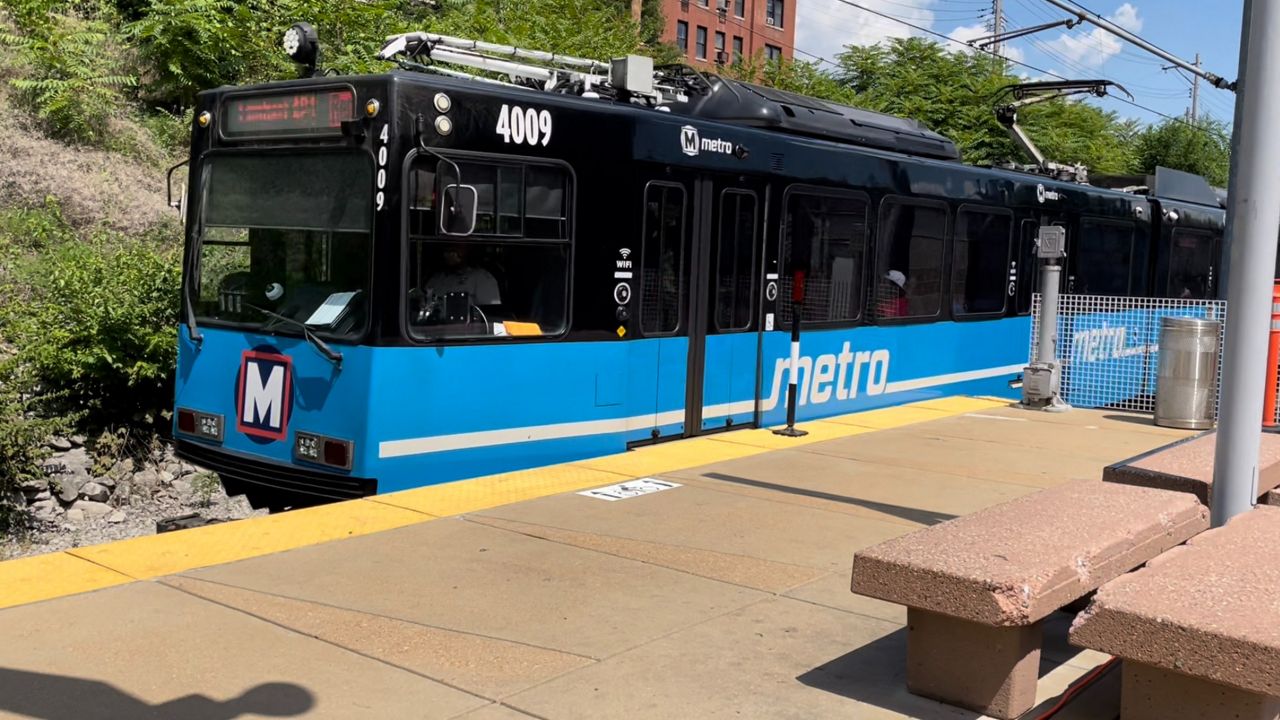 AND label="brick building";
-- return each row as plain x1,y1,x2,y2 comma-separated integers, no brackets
633,0,796,67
